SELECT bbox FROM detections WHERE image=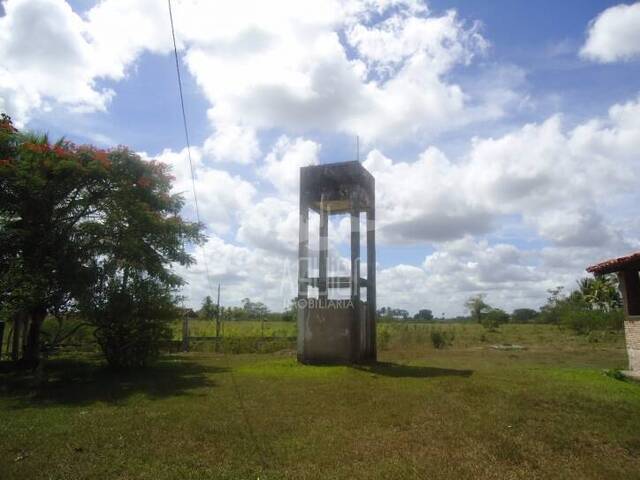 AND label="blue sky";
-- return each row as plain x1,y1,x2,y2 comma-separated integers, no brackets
1,0,639,315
